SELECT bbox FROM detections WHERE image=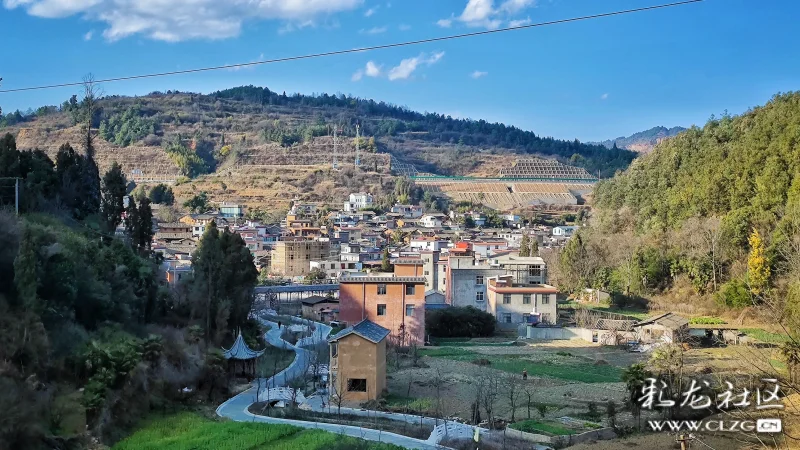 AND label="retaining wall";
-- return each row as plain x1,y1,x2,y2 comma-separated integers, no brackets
505,426,617,447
